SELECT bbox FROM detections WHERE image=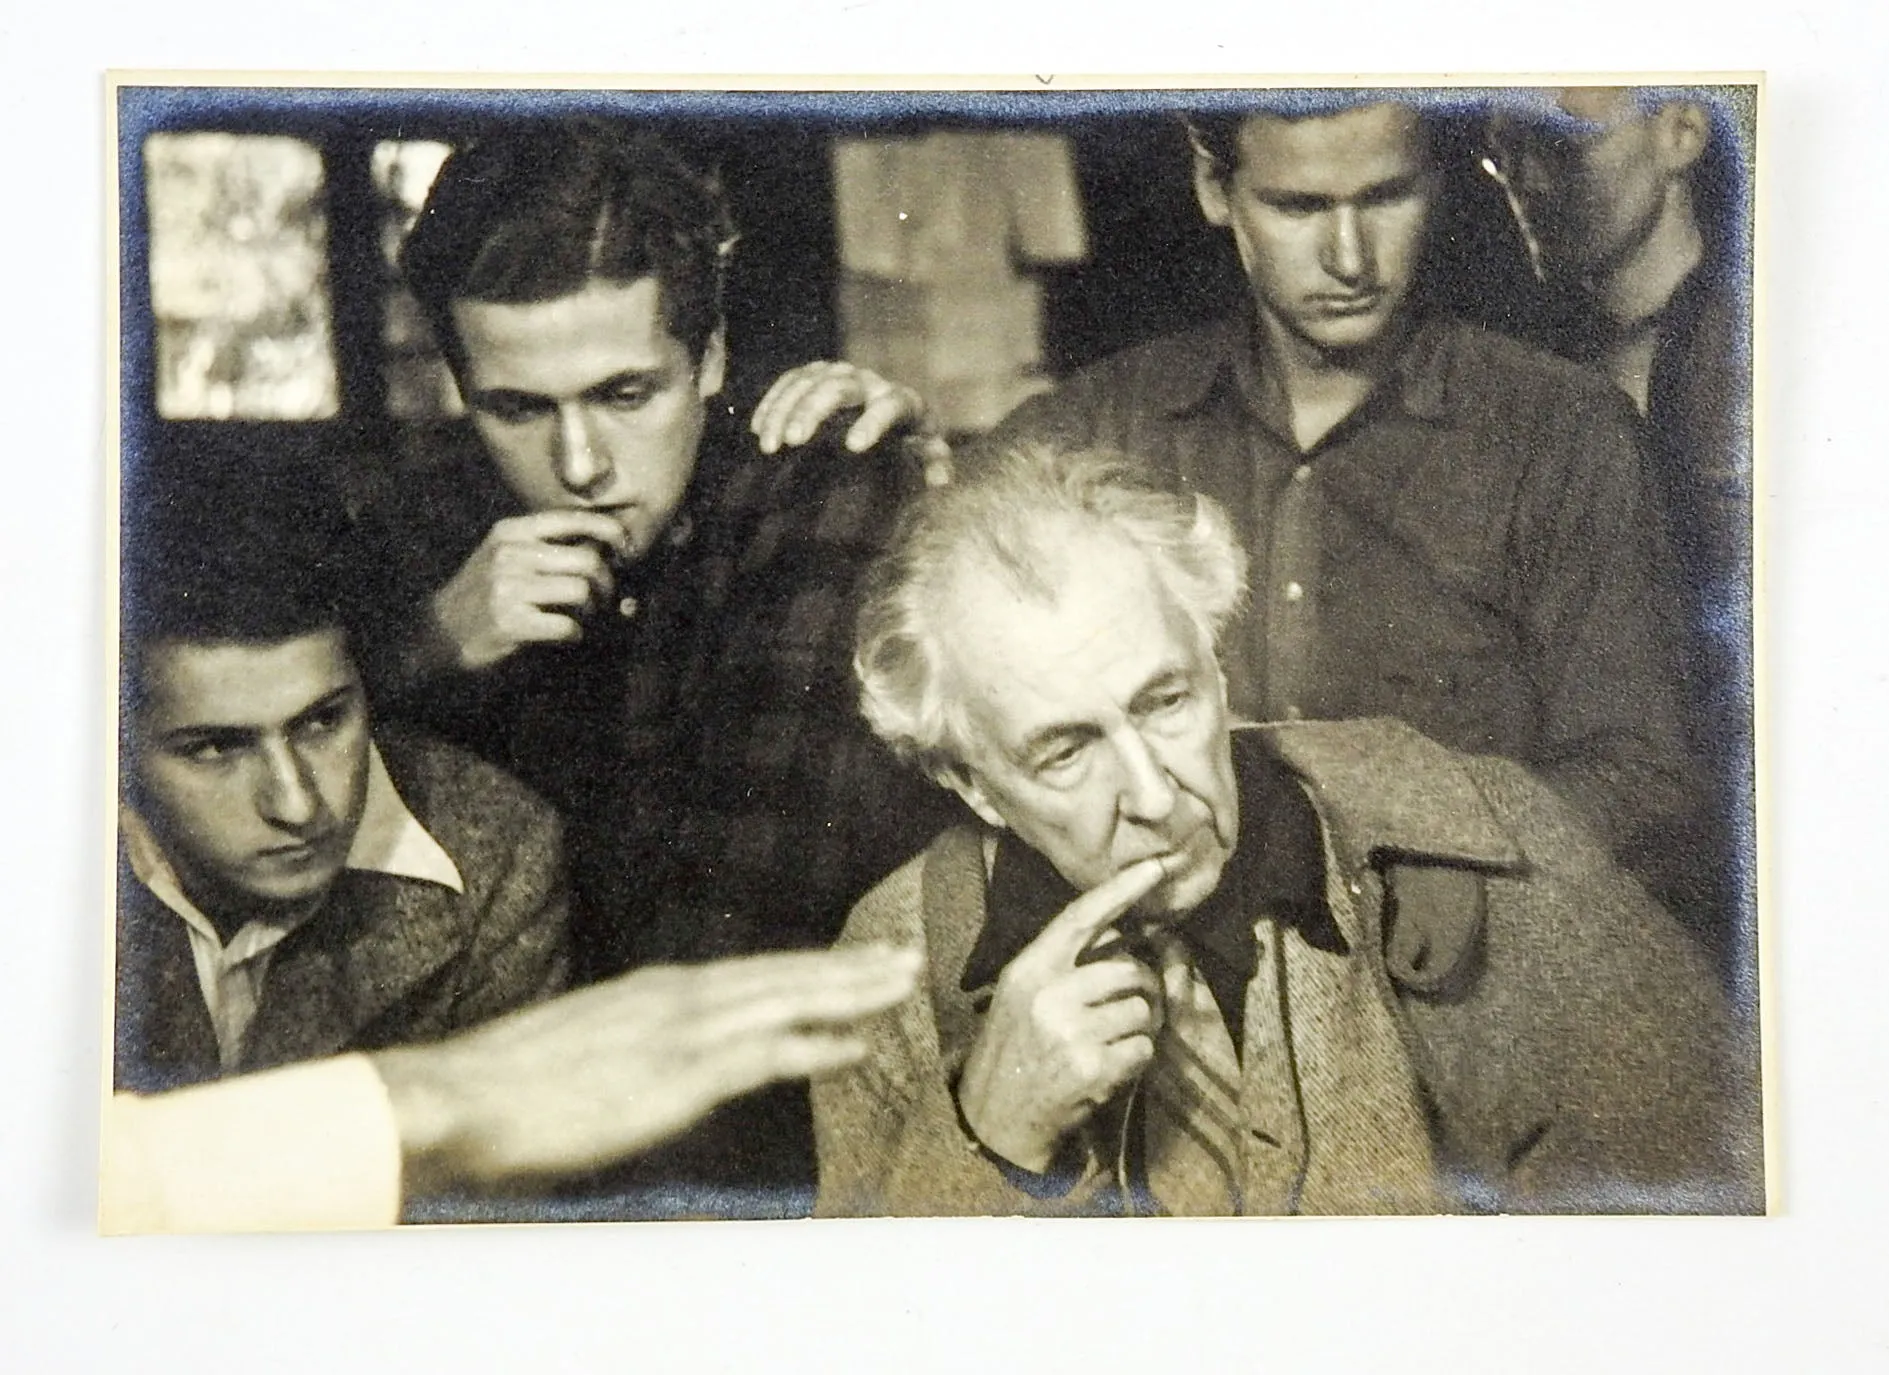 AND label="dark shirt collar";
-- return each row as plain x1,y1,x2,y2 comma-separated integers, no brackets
961,731,1337,996
1145,311,1459,431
